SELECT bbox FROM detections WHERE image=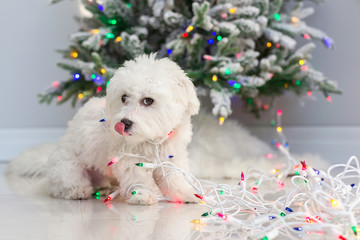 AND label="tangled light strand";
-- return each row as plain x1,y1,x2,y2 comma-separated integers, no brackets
101,113,360,240
189,155,360,240
103,129,203,203
188,111,360,240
